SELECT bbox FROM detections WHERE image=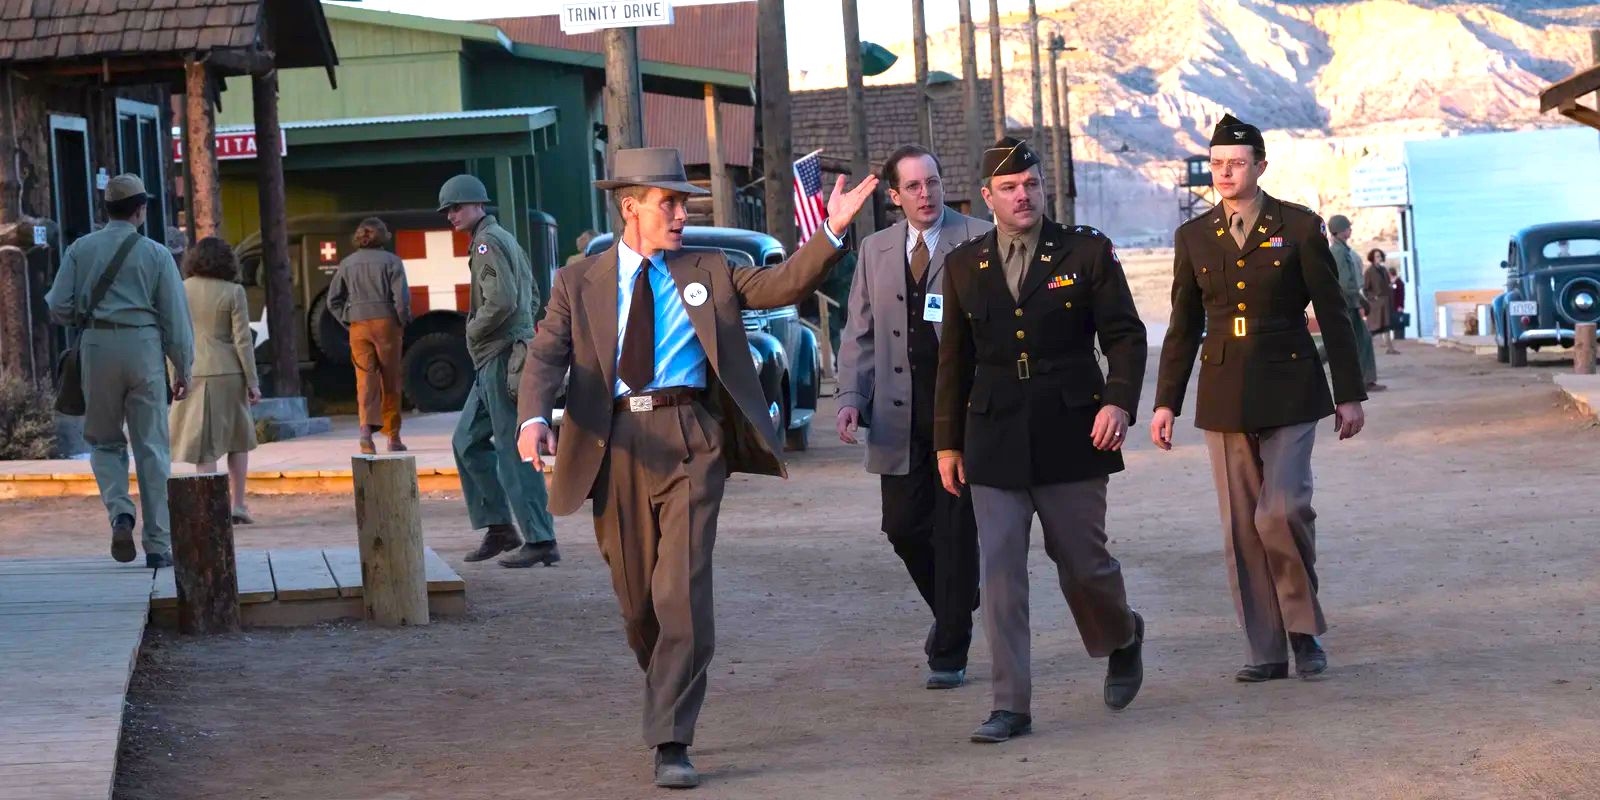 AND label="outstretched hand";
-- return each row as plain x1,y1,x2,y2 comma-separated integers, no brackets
825,174,880,238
